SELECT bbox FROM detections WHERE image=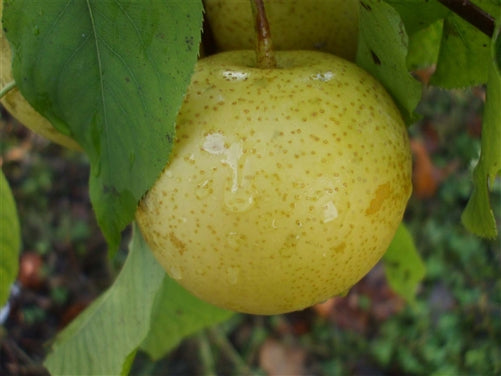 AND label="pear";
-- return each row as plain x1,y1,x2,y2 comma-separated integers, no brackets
204,0,359,60
136,50,412,315
0,1,80,150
